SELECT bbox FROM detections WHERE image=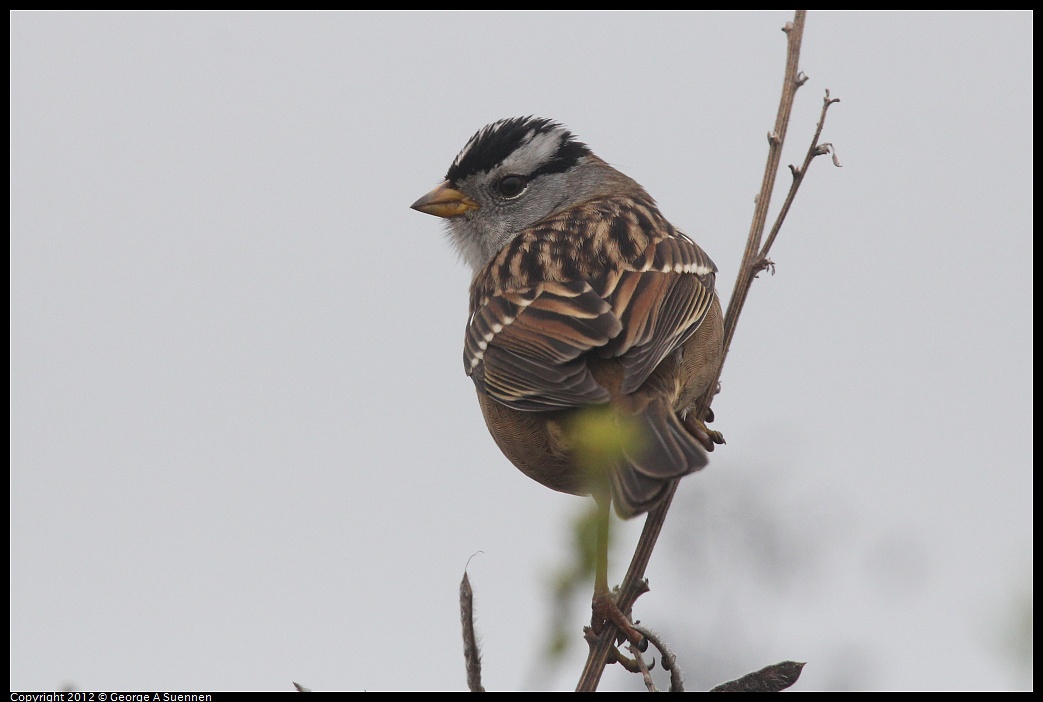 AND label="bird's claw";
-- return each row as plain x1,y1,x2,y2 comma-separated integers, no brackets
682,414,726,452
592,590,647,651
